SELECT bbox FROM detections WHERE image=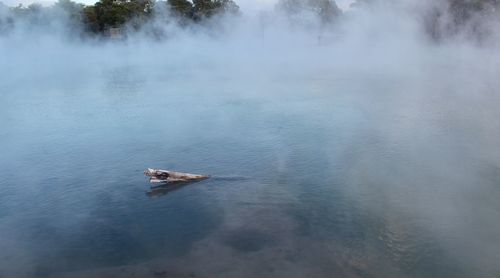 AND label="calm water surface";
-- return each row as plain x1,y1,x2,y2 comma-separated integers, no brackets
1,67,500,277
